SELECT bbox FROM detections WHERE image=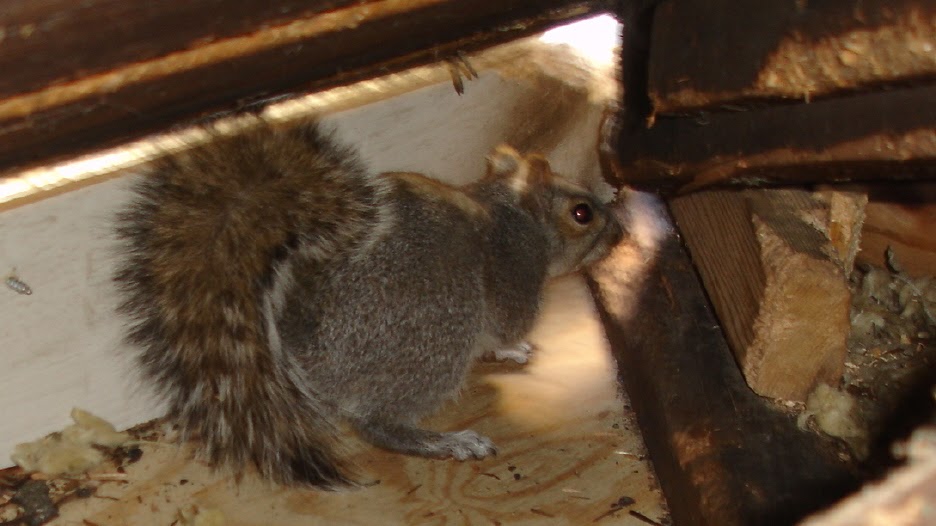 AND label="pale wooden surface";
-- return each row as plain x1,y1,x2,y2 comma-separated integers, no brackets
46,276,667,526
670,189,853,401
858,184,936,277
